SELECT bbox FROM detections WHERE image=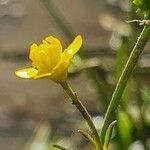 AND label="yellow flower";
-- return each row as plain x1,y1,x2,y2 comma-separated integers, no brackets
15,35,82,83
